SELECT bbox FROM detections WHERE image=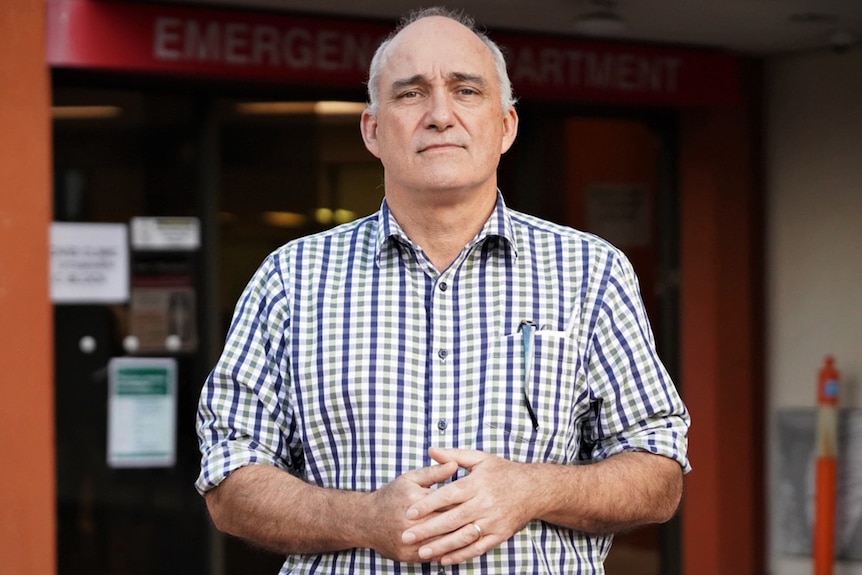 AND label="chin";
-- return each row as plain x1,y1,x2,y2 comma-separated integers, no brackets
415,170,485,191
